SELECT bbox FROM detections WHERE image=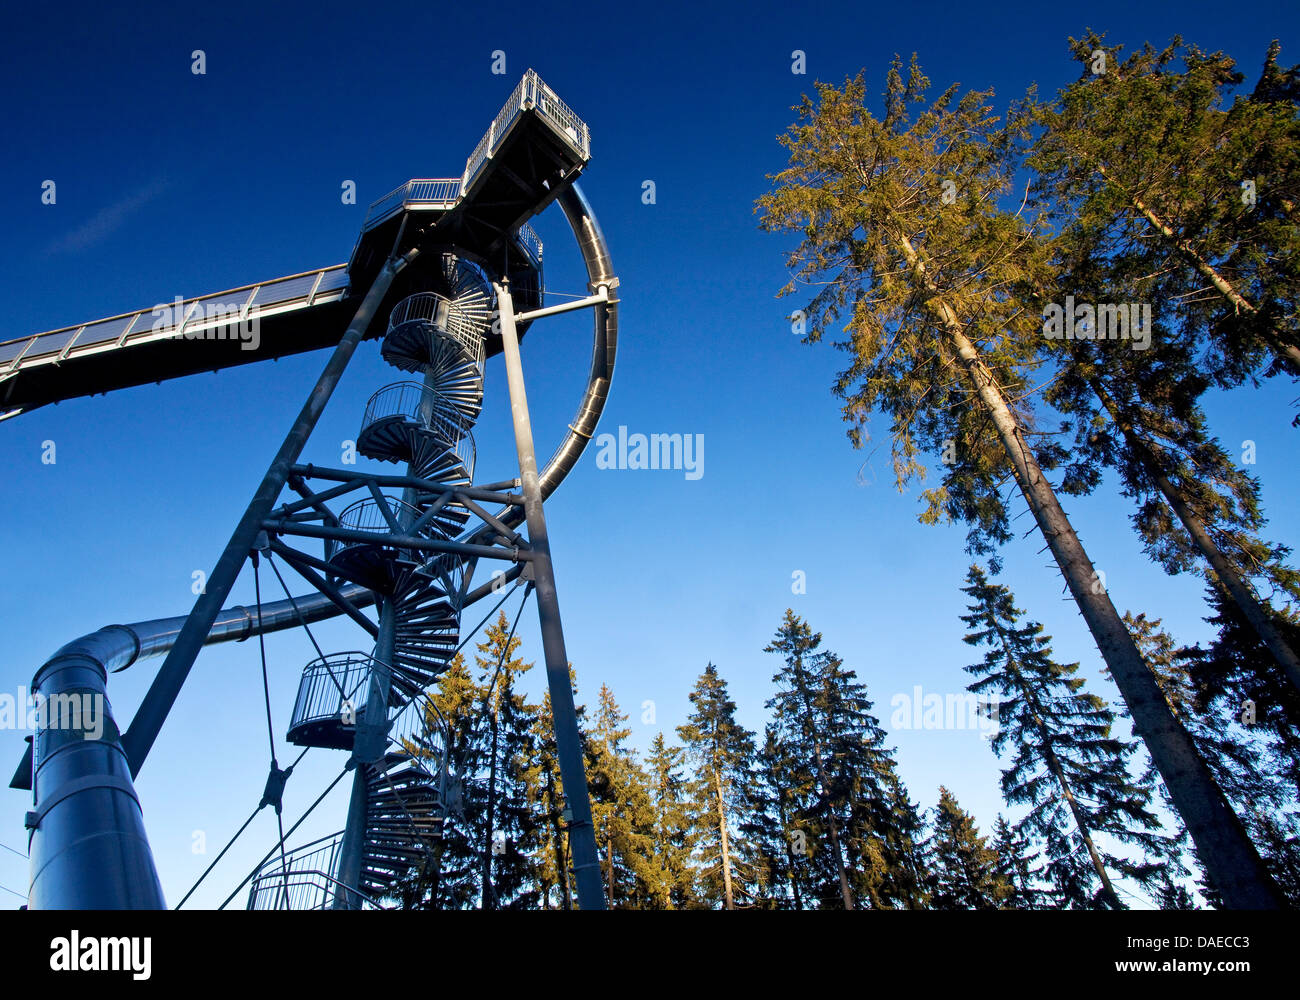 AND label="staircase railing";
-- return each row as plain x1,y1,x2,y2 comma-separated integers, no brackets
387,291,488,366
246,833,381,910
